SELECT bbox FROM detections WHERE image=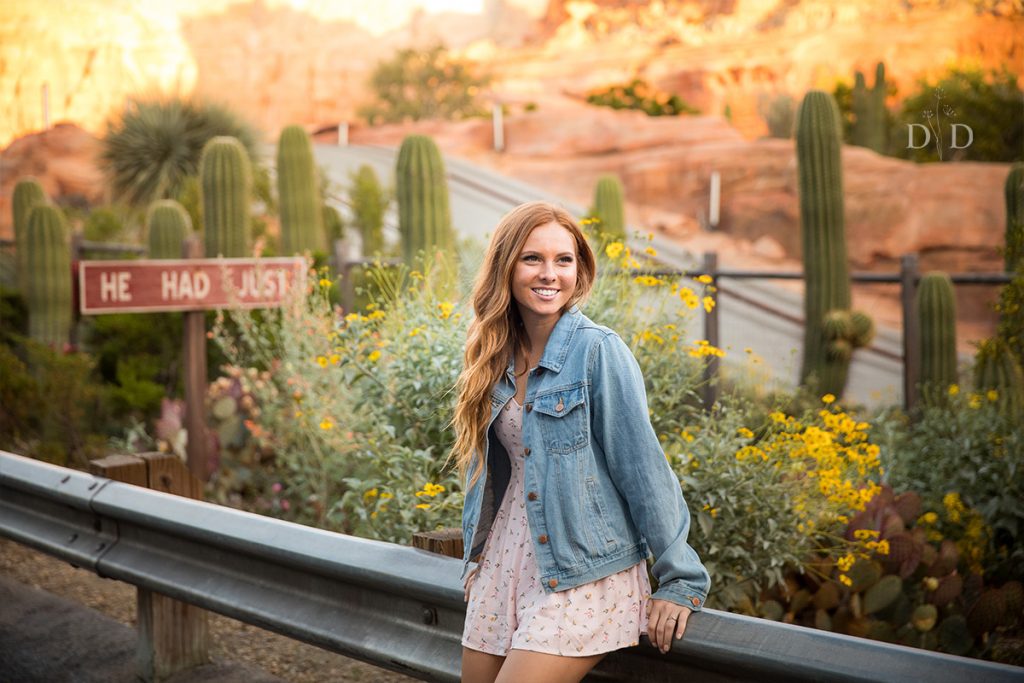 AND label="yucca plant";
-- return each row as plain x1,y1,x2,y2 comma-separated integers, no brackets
100,97,260,208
